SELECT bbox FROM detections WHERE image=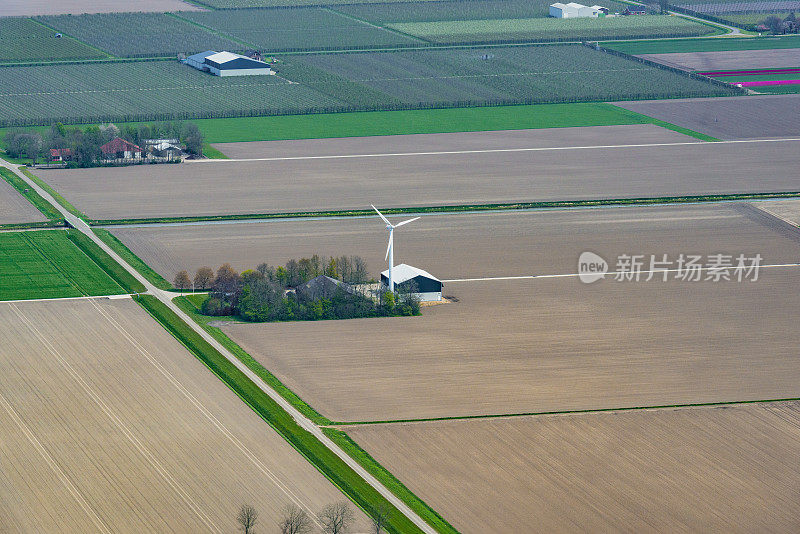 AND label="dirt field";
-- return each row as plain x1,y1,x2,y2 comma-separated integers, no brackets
211,124,690,159
111,202,798,282
225,272,800,422
0,298,367,532
639,49,800,71
345,402,800,533
0,178,47,224
0,0,200,16
615,95,800,139
752,198,800,226
42,135,800,219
